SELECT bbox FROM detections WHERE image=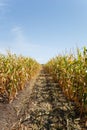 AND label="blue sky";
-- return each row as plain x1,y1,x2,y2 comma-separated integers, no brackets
0,0,87,63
